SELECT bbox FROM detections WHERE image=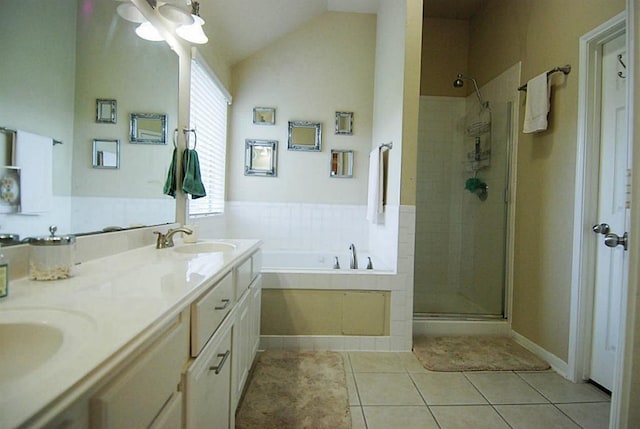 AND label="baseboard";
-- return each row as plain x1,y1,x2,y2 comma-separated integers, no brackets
413,319,511,336
511,330,569,378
